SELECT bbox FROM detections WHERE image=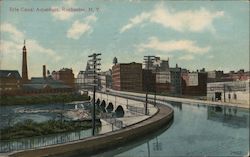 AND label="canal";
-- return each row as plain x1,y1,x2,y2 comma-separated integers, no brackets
93,100,249,157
